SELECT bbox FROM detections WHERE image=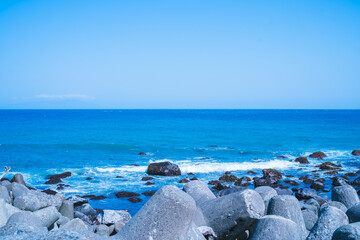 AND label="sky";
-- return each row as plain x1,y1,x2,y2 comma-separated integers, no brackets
0,0,359,109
